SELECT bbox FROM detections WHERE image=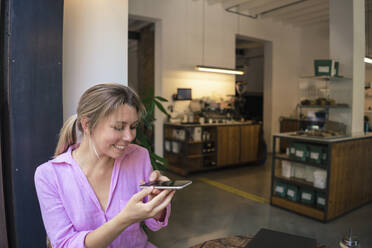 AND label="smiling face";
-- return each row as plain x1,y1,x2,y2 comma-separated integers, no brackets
90,104,139,159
